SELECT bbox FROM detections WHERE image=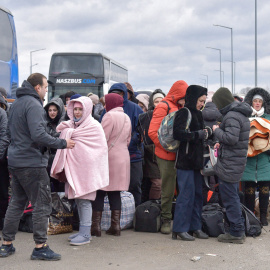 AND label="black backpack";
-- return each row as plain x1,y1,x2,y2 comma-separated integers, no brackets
201,203,227,237
241,203,262,237
133,200,161,232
